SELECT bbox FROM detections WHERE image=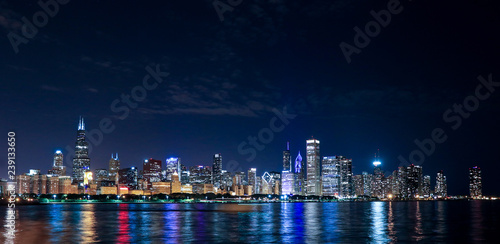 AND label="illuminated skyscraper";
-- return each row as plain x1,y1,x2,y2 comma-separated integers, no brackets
95,169,109,182
406,164,423,199
189,165,212,184
143,158,162,189
48,150,66,176
283,142,291,171
435,170,447,198
362,171,373,196
322,156,340,196
248,168,257,195
306,139,321,196
293,151,305,195
72,117,90,184
212,154,222,188
108,153,120,184
164,157,181,181
422,175,431,197
469,166,482,198
119,167,138,190
338,156,353,198
281,170,294,195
